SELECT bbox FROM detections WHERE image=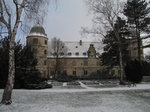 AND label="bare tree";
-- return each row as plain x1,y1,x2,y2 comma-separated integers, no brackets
0,0,50,105
50,37,67,78
85,0,126,82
